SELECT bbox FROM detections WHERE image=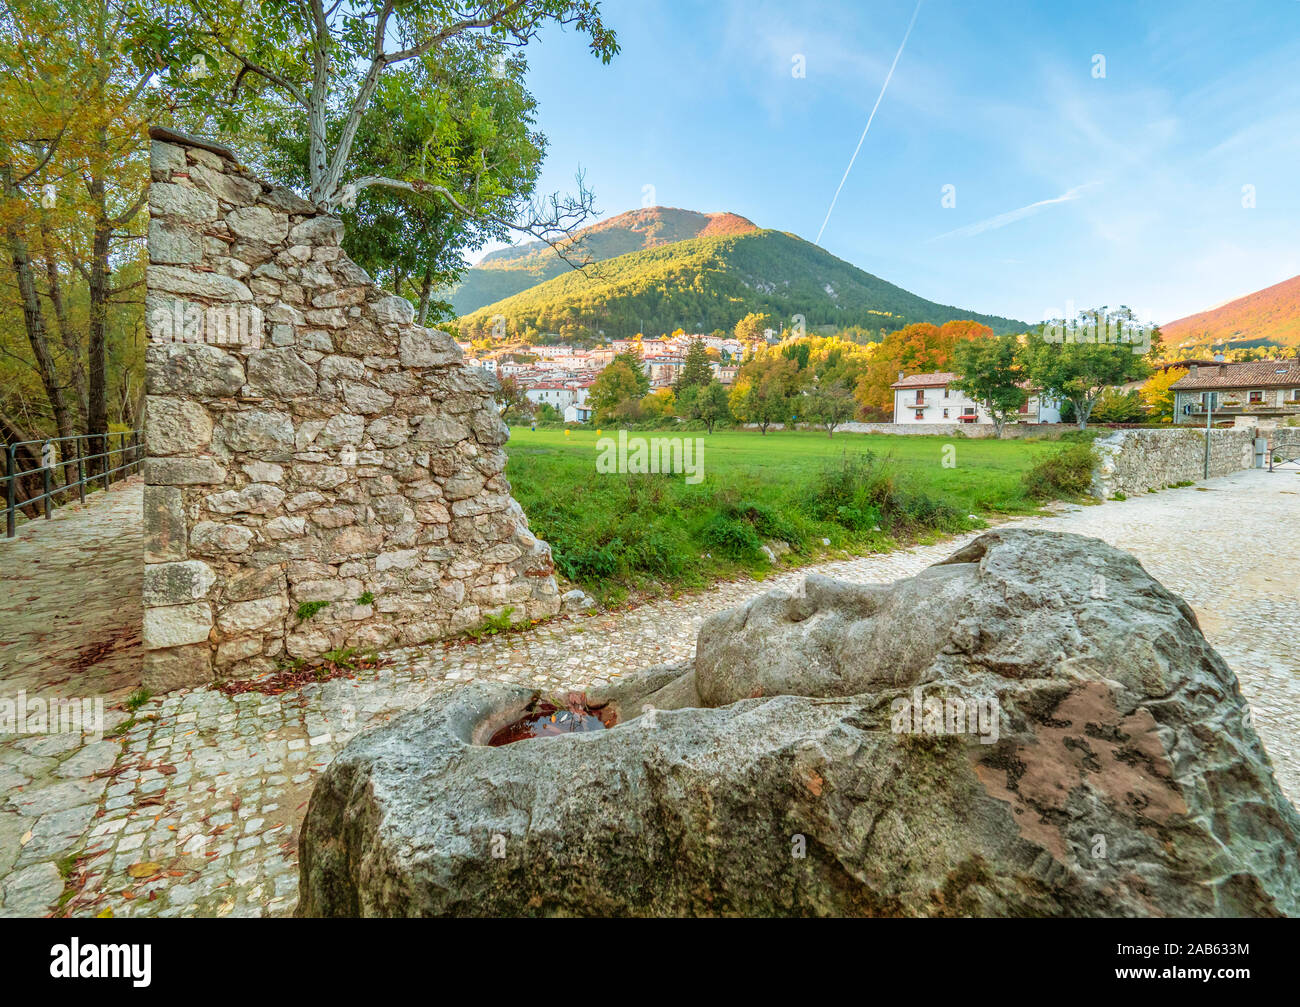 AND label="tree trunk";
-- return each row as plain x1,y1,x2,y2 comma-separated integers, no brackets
417,263,434,326
39,217,87,430
38,218,87,485
3,167,77,464
87,130,110,477
0,413,45,519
